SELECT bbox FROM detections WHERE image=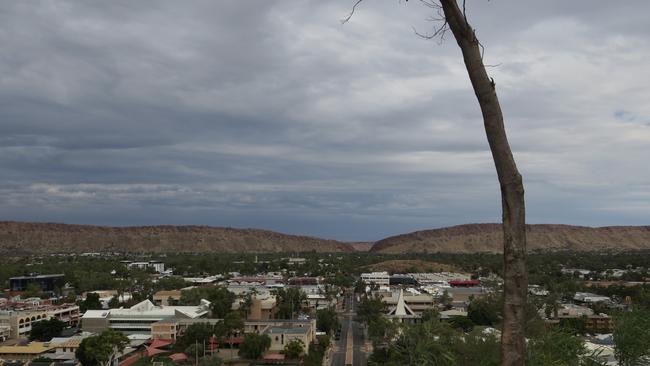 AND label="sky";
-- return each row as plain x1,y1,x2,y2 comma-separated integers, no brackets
1,1,649,241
